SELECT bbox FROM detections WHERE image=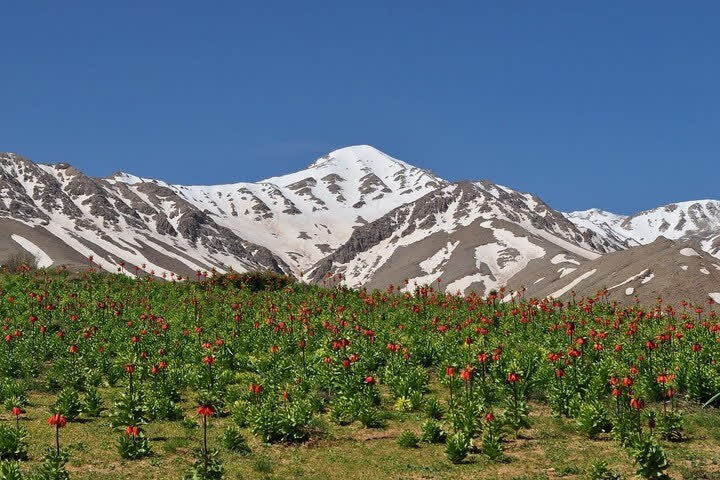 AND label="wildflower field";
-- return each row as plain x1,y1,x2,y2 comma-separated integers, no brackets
1,270,719,480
